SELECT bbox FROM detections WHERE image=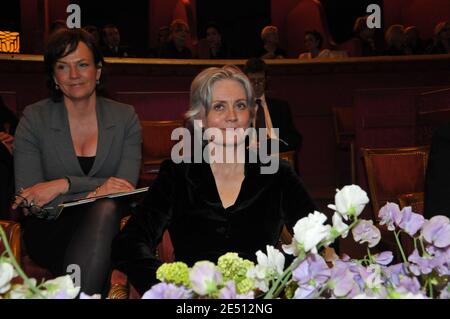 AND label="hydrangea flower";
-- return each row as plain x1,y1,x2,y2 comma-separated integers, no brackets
217,253,254,294
156,262,190,287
